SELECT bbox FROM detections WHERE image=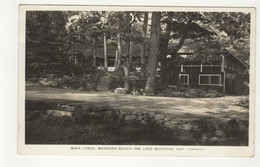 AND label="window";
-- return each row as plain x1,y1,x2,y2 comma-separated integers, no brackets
211,76,221,84
199,74,221,85
200,75,209,84
179,74,189,85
